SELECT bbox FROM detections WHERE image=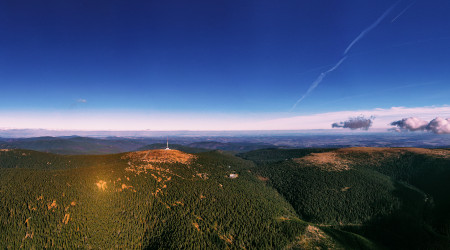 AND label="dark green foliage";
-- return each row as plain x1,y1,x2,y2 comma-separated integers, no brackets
238,148,336,163
0,136,149,155
320,227,380,250
188,141,276,153
240,148,450,249
4,146,448,249
0,149,310,248
257,160,401,225
0,149,106,169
